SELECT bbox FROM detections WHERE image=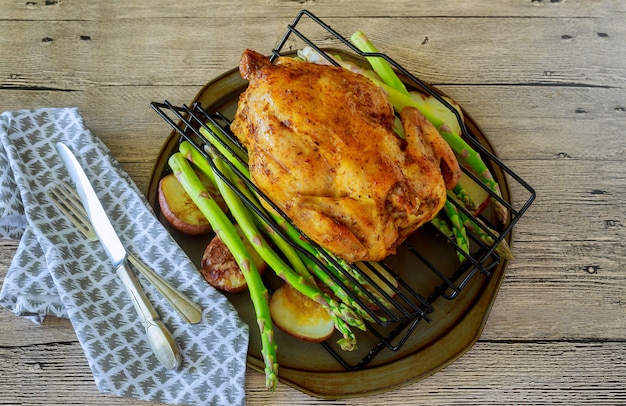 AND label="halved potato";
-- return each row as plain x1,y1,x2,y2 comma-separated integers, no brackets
199,225,266,292
158,172,223,236
270,284,335,343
